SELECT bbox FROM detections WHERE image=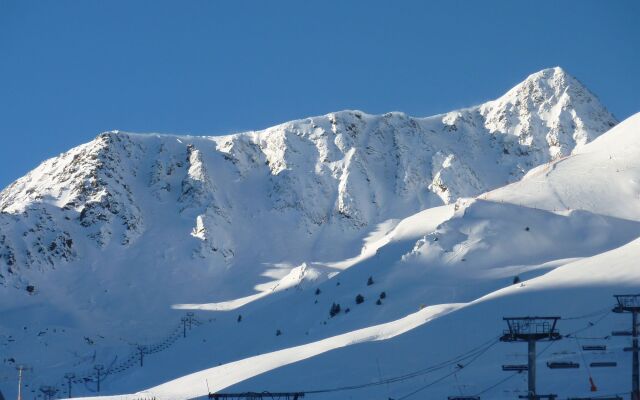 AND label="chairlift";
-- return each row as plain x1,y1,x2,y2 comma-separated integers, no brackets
547,361,579,369
567,397,622,400
582,345,606,351
589,361,617,367
611,330,632,336
502,364,528,372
